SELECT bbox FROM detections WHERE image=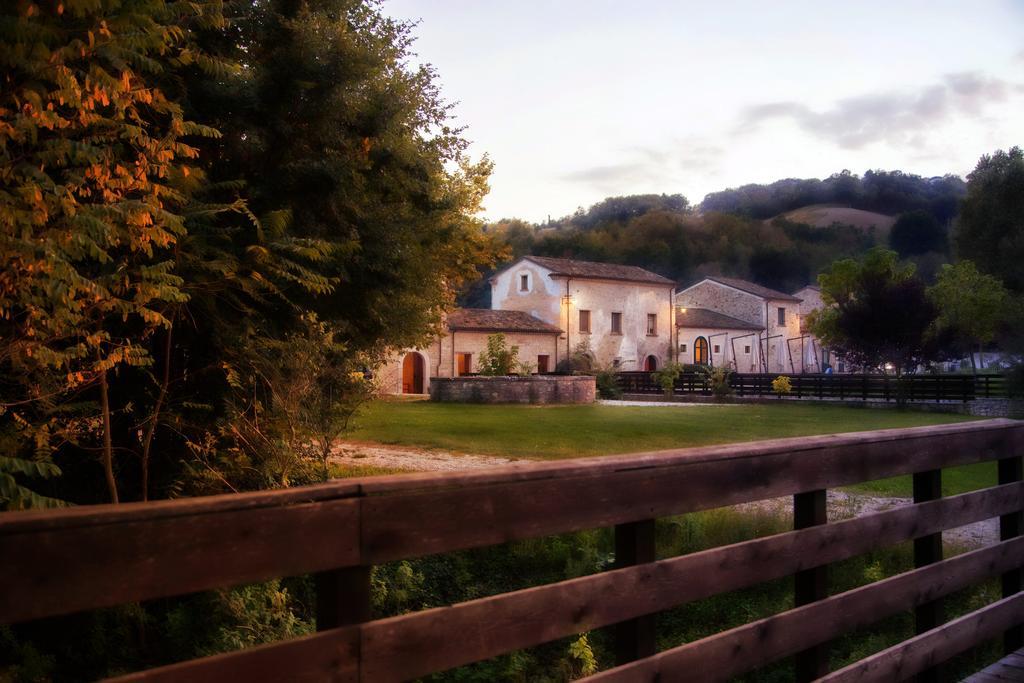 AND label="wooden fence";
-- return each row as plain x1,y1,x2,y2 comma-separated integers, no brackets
1,420,1023,681
617,371,1008,402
